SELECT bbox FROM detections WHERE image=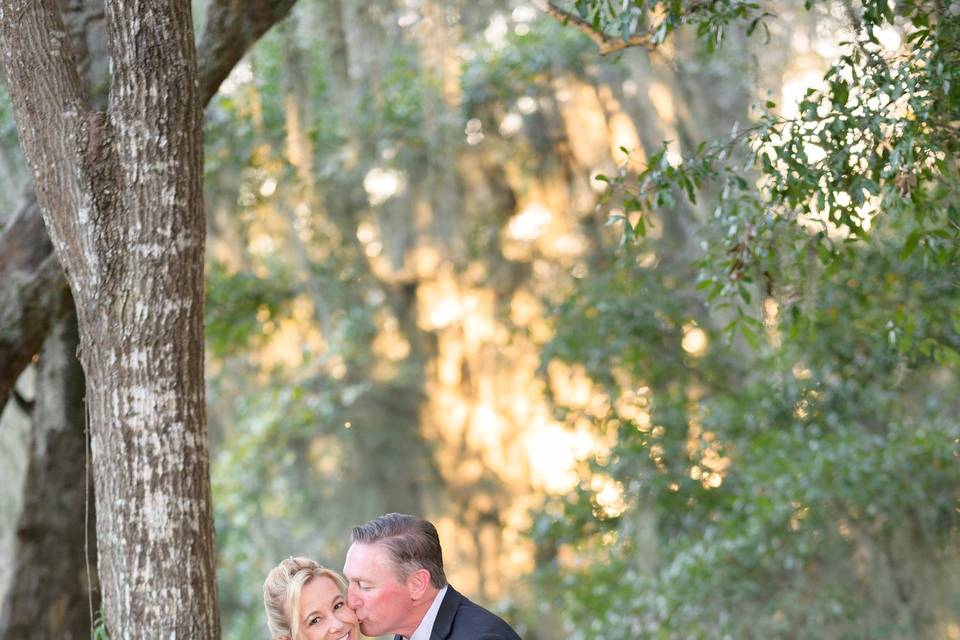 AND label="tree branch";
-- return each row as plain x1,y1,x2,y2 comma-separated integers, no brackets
197,0,299,107
0,0,98,293
543,1,653,55
0,189,72,418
